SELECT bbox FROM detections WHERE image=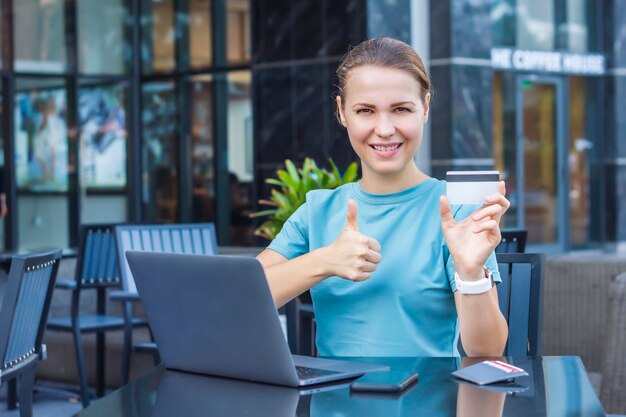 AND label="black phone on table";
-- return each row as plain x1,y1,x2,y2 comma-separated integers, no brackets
350,369,418,392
